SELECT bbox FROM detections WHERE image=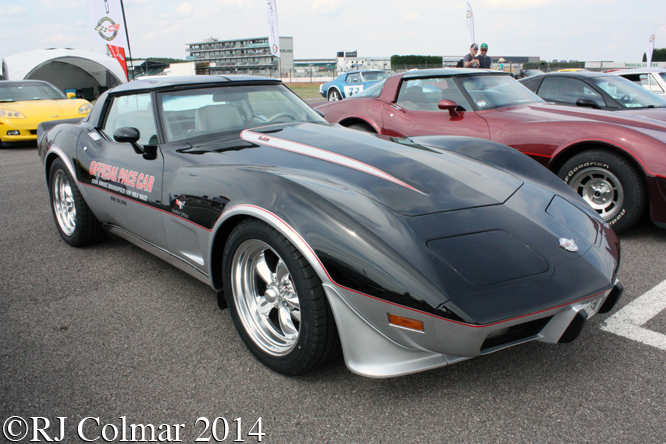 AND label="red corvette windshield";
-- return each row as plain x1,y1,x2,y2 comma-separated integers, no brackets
459,75,544,110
